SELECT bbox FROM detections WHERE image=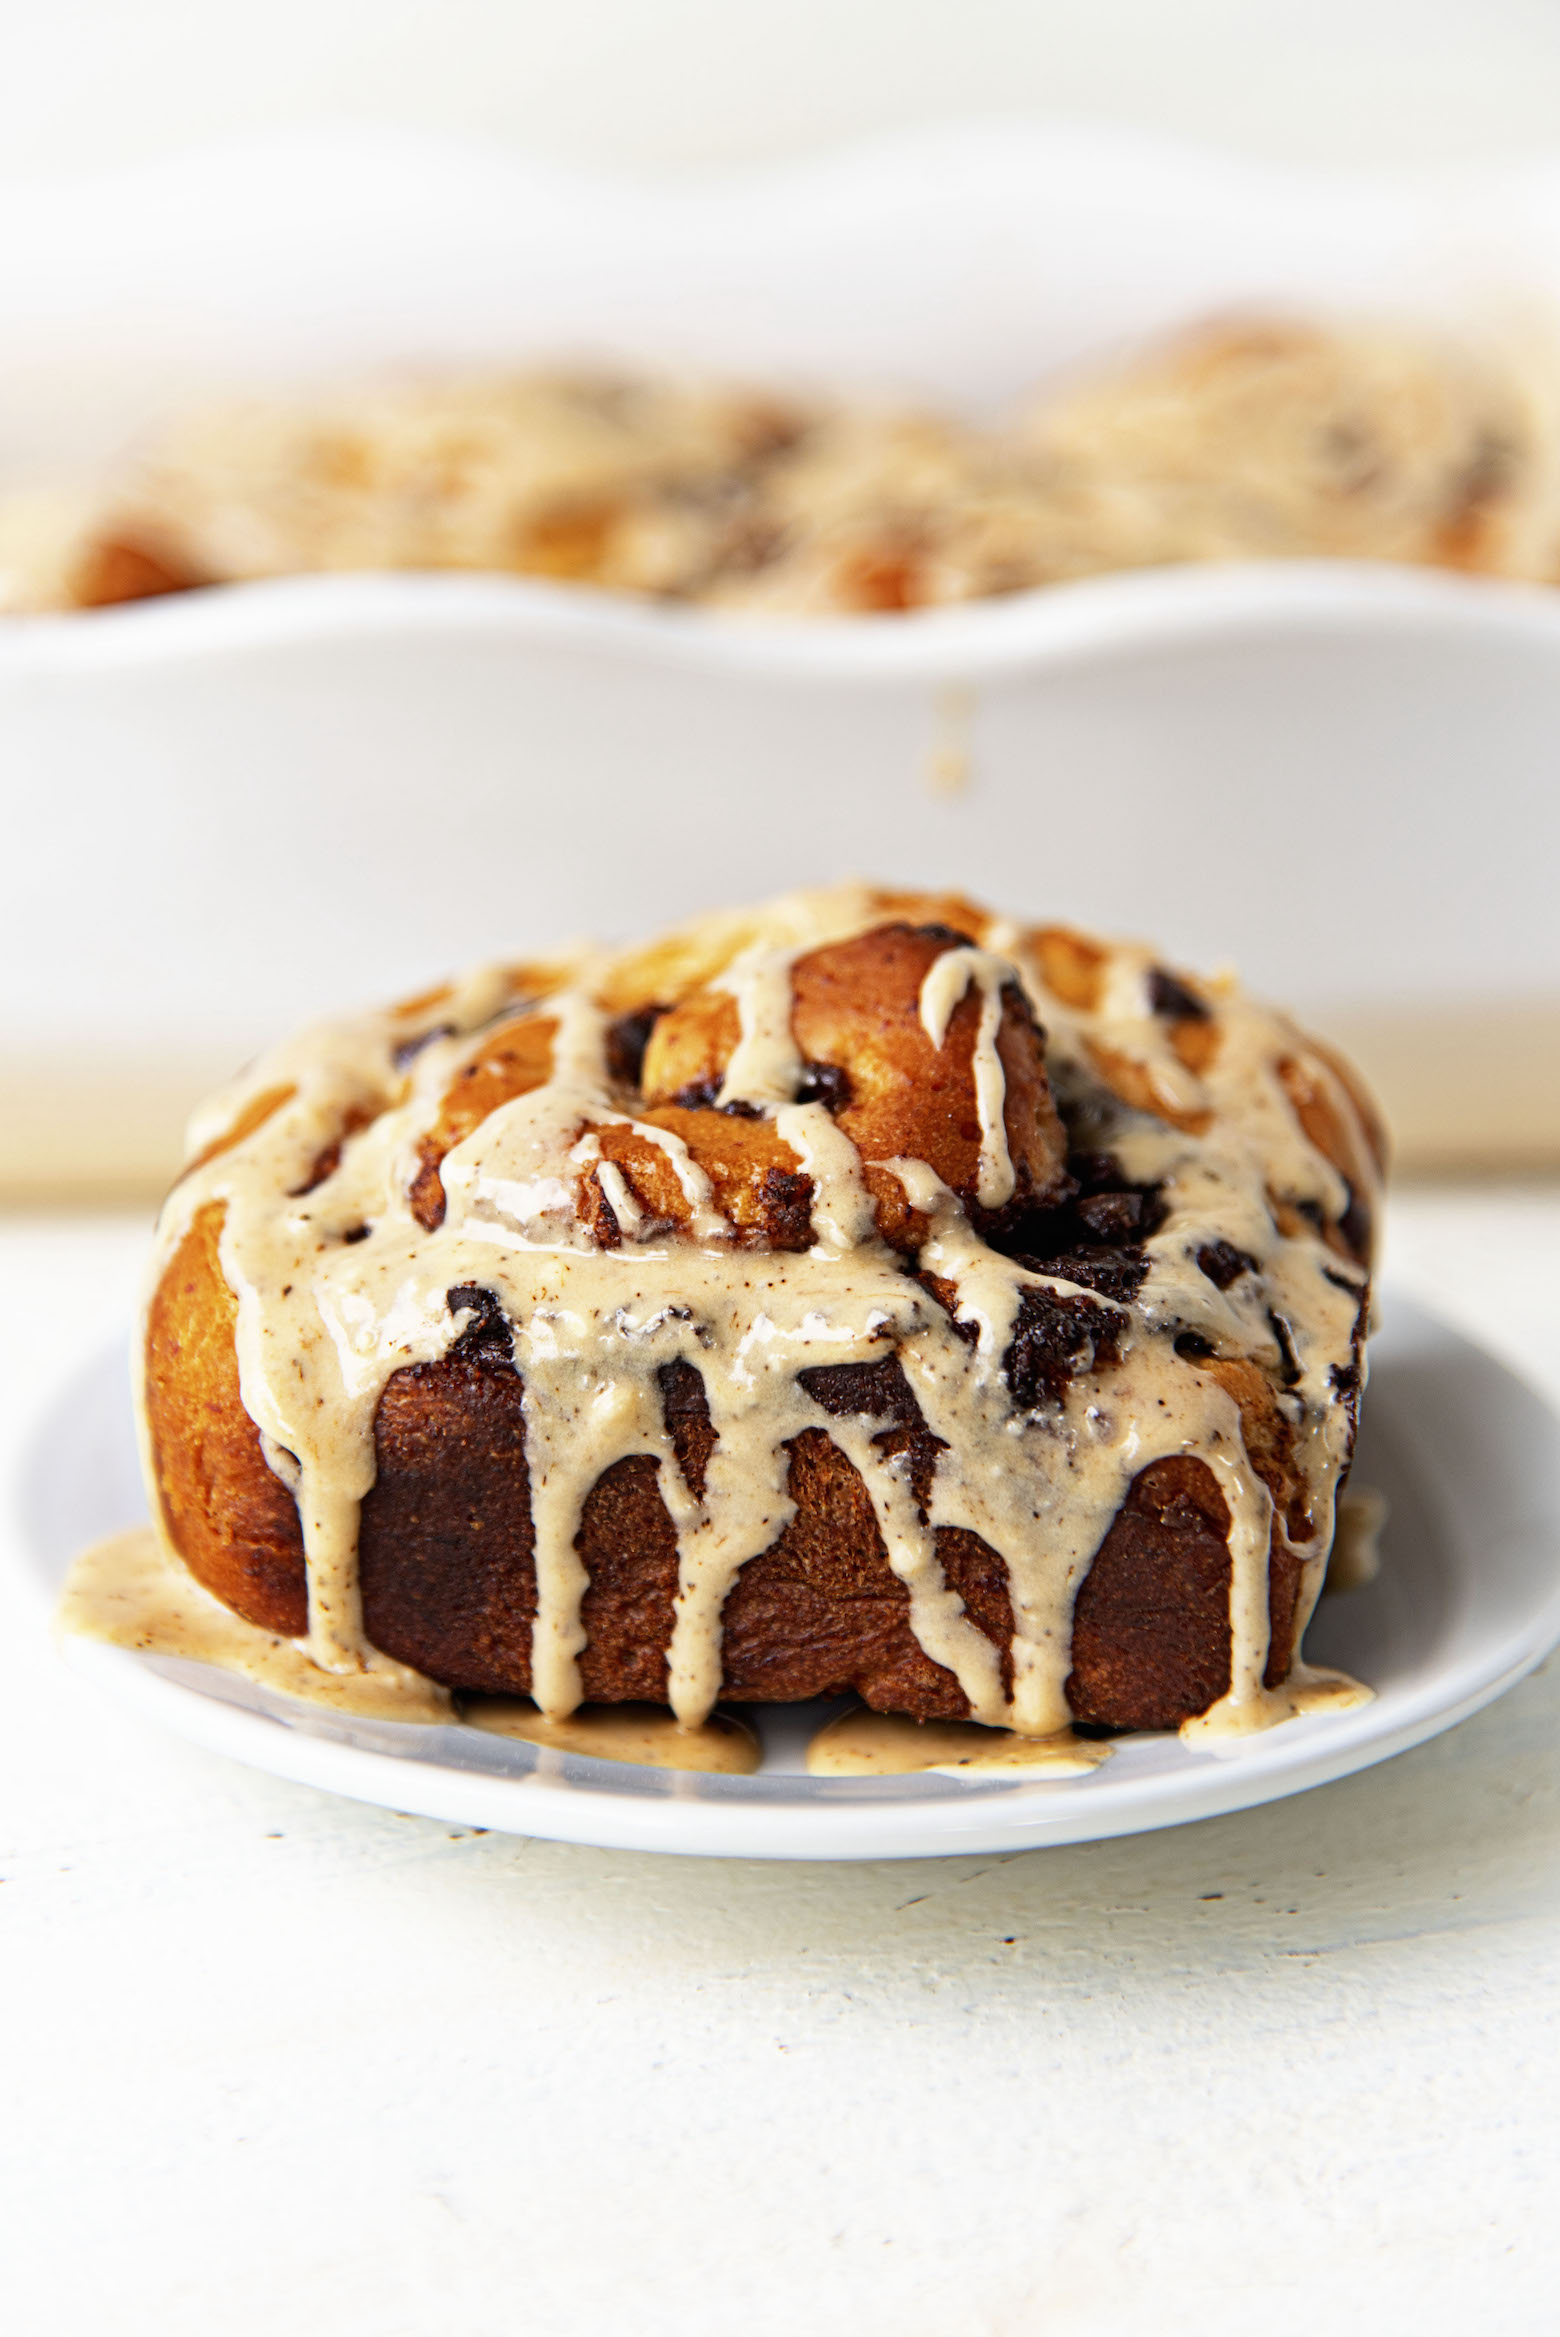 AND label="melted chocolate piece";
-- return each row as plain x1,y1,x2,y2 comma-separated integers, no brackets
657,1358,714,1502
986,1150,1163,1304
1268,1309,1303,1389
1004,1288,1124,1411
1197,1239,1257,1290
287,1103,379,1198
605,1006,664,1089
1075,1190,1148,1242
1329,1356,1362,1442
1338,1181,1373,1265
795,1060,853,1112
445,1284,515,1365
1073,1152,1168,1232
800,1357,919,1423
912,1269,981,1346
289,1141,345,1197
1147,967,1210,1022
671,1075,760,1117
1011,1246,1148,1304
799,1357,944,1516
